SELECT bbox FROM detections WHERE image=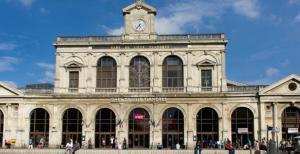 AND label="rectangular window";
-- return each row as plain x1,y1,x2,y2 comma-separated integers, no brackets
69,71,79,90
201,70,212,91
